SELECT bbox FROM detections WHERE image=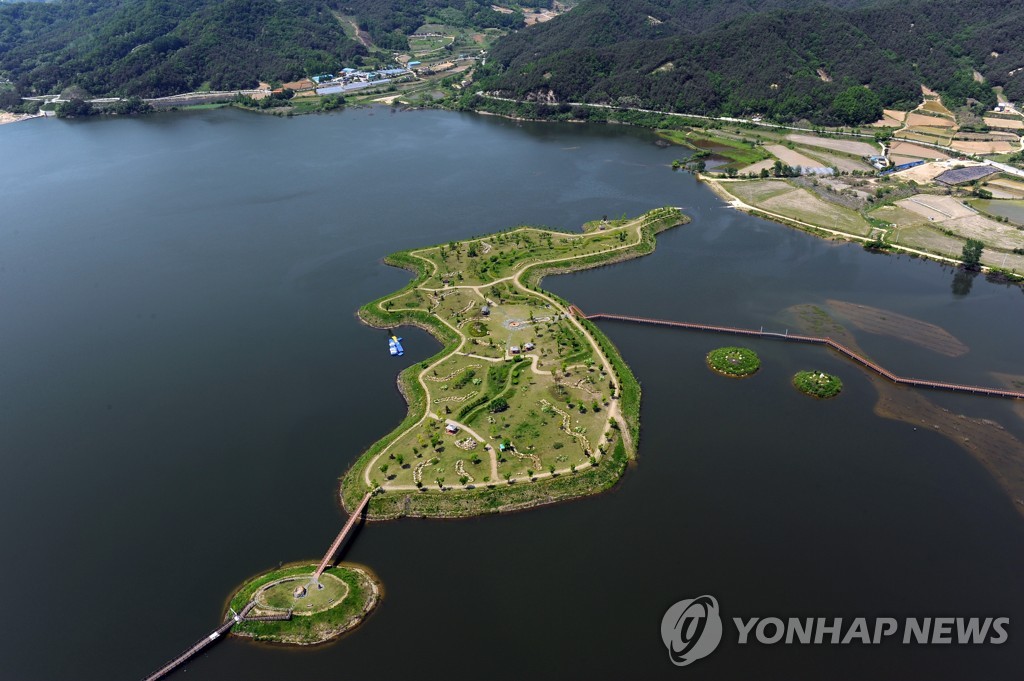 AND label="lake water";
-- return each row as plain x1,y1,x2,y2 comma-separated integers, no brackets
2,107,1023,680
